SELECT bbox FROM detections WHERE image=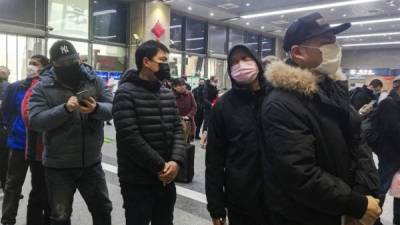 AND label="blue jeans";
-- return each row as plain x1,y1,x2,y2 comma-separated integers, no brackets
378,159,400,222
45,163,112,225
